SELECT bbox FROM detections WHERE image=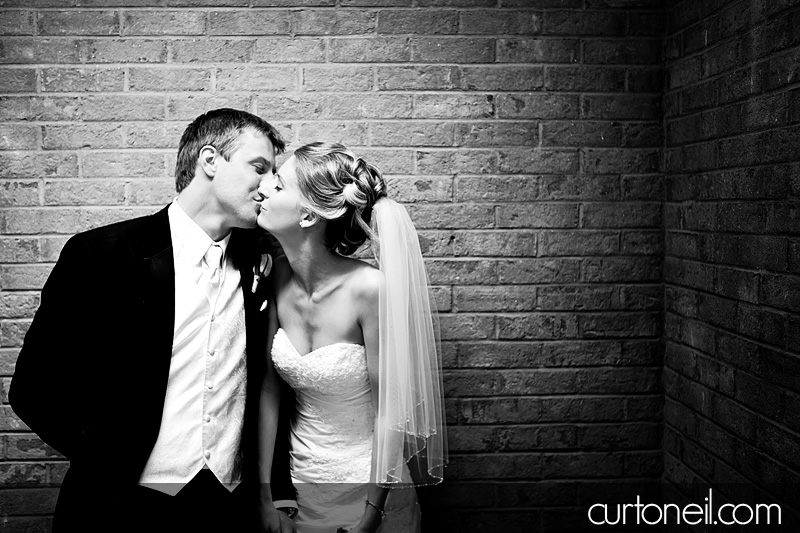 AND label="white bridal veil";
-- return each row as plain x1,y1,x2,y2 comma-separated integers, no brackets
370,198,447,486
